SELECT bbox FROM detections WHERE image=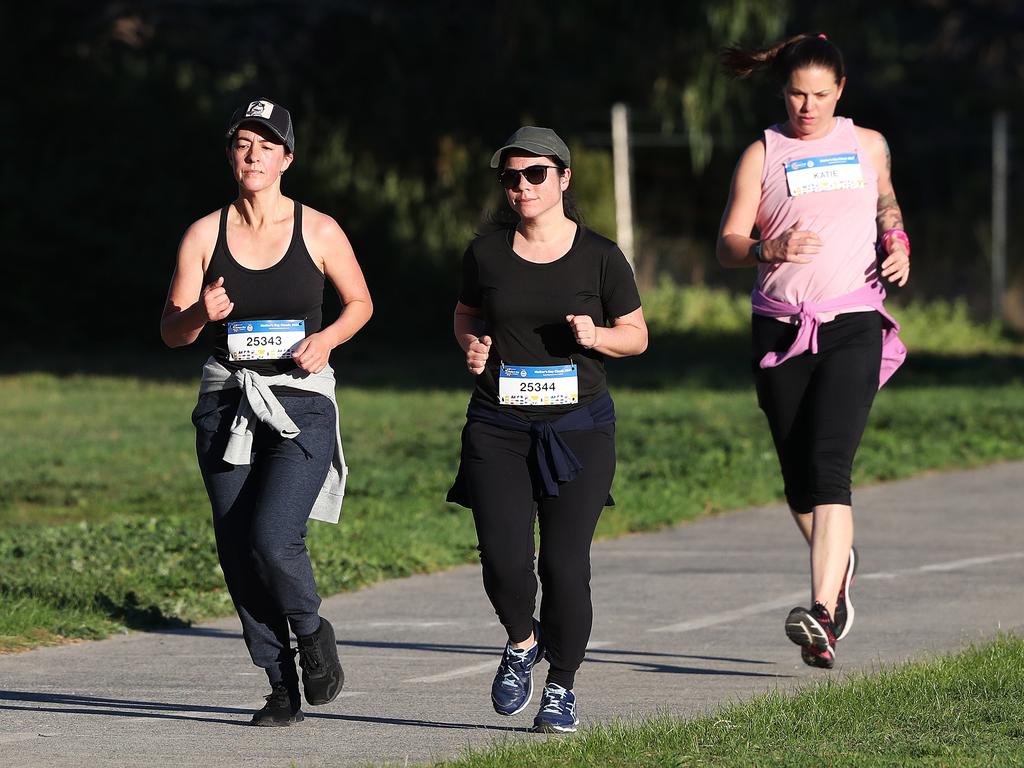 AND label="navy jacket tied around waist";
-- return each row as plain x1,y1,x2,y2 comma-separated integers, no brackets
446,392,616,507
